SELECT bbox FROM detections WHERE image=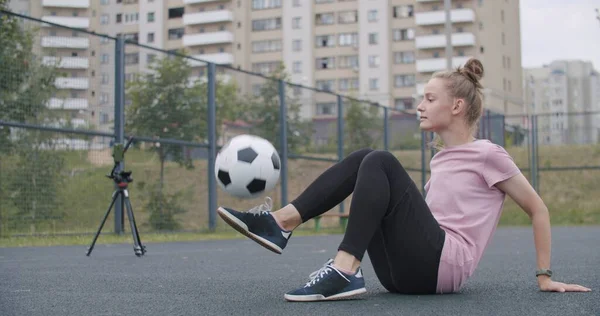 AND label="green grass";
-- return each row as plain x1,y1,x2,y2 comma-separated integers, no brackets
1,143,600,246
0,227,346,248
